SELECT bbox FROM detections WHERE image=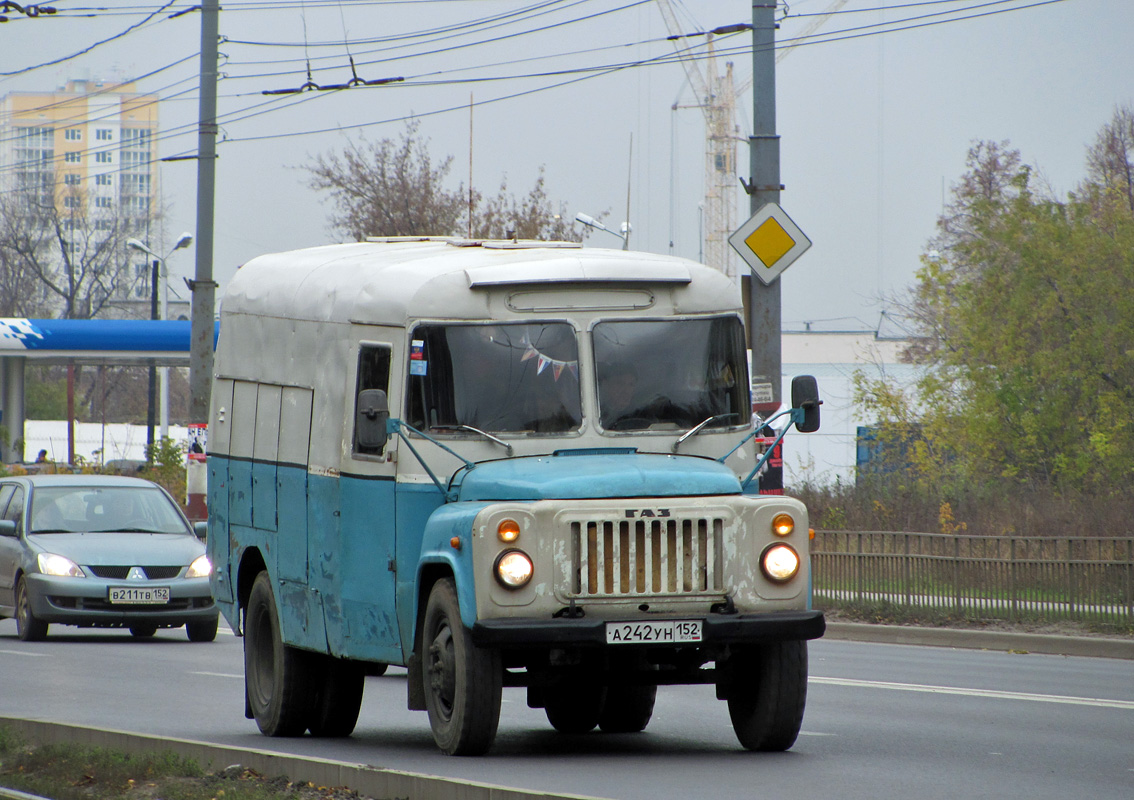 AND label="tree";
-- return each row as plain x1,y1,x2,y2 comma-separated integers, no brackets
864,110,1134,496
307,121,587,242
0,186,151,319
